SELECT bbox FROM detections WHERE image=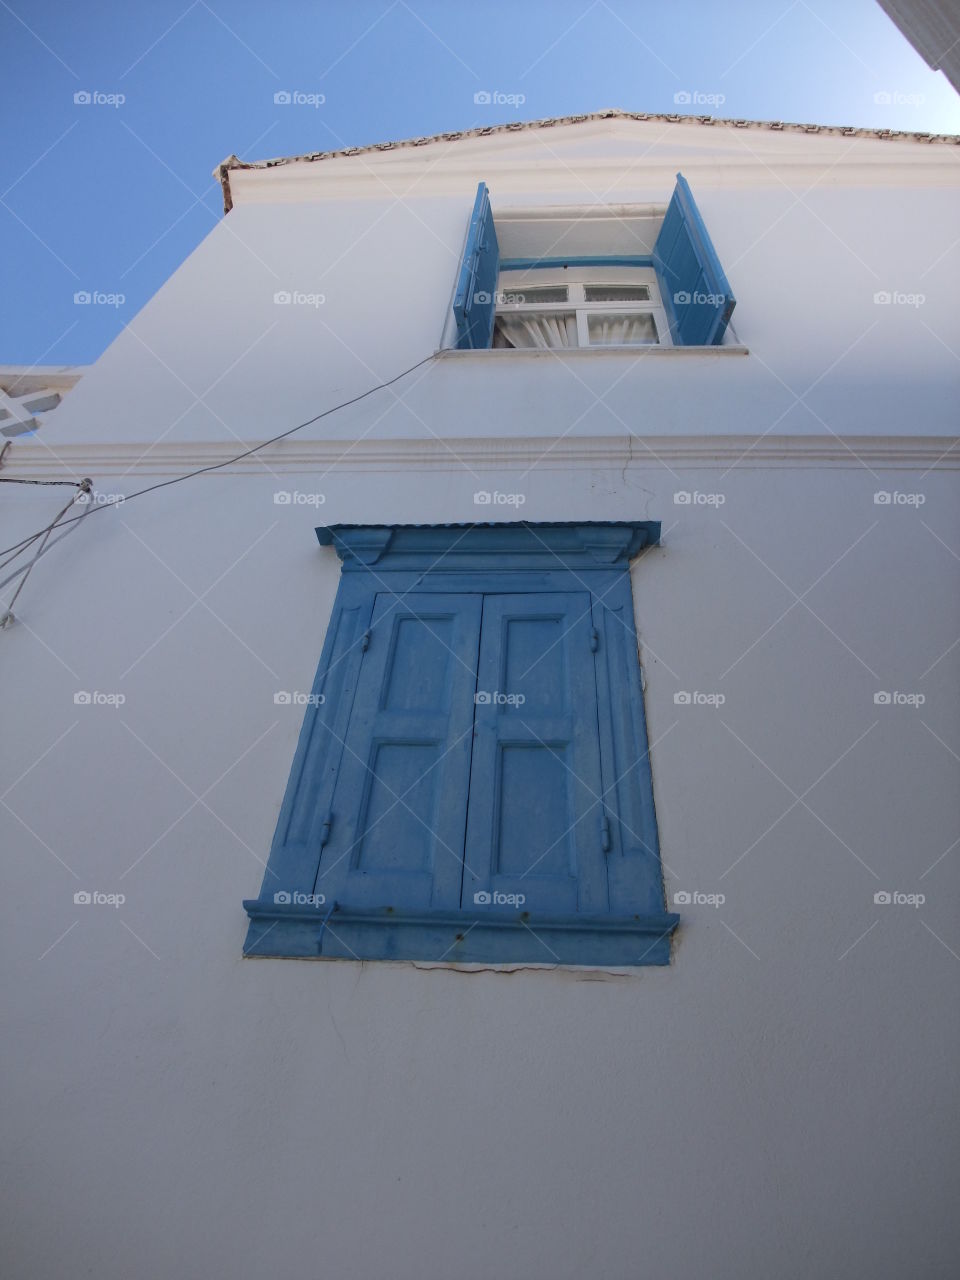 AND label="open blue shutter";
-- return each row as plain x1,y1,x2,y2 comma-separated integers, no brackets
453,182,500,349
461,593,609,915
654,173,735,346
315,593,482,911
